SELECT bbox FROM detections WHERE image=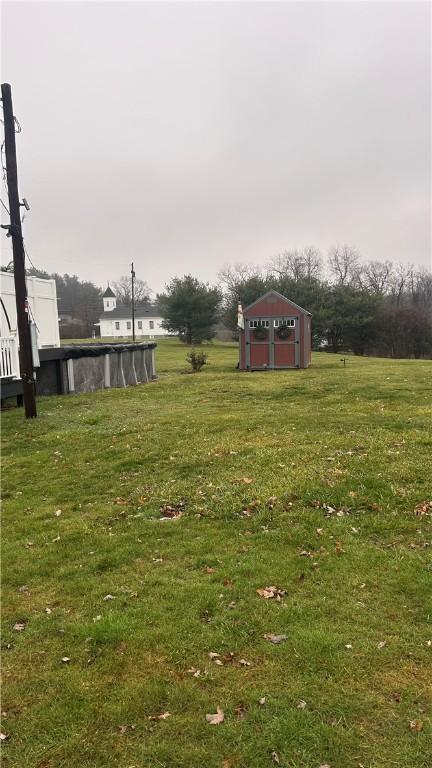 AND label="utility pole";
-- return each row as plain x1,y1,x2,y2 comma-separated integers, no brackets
1,83,37,418
131,261,136,342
